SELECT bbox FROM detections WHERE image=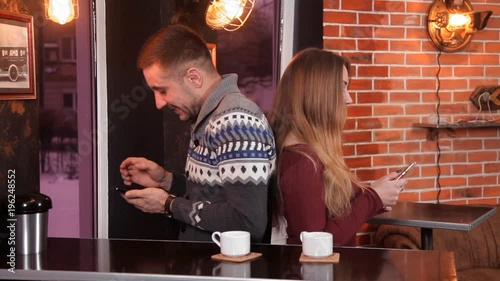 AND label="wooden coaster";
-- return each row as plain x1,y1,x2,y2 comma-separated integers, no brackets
299,252,340,263
211,252,262,263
